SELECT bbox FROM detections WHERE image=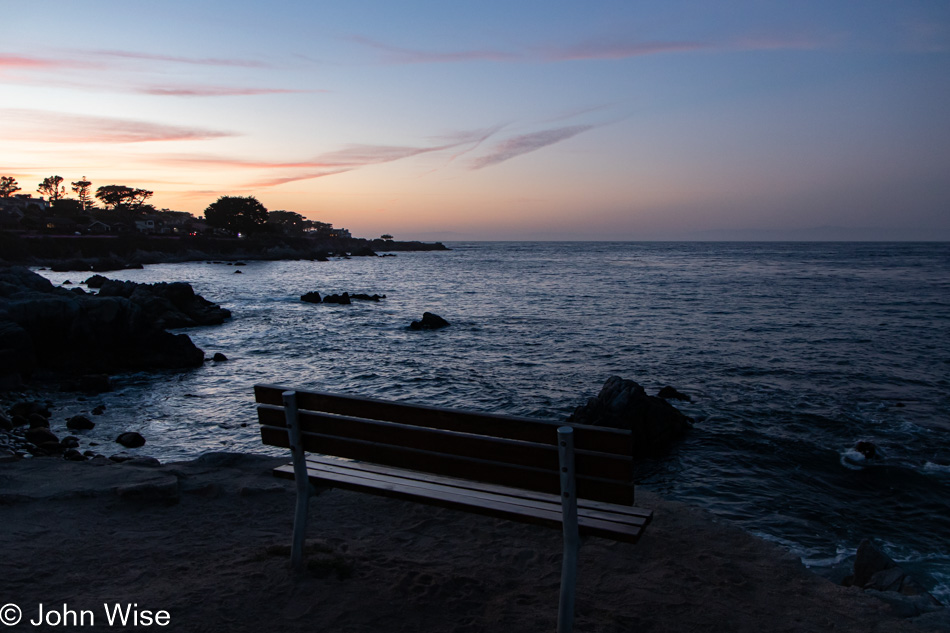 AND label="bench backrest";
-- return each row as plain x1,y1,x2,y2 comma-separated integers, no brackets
255,384,636,506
